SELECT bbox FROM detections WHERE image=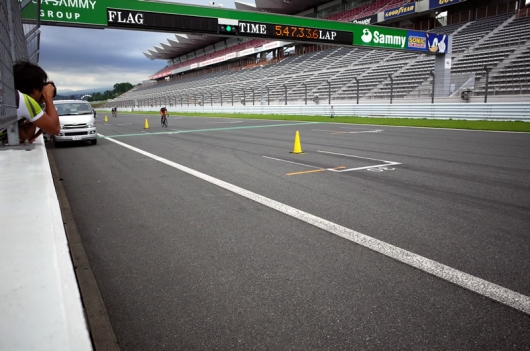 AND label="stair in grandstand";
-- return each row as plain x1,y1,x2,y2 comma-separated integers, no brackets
369,52,429,100
475,43,530,96
109,8,530,107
